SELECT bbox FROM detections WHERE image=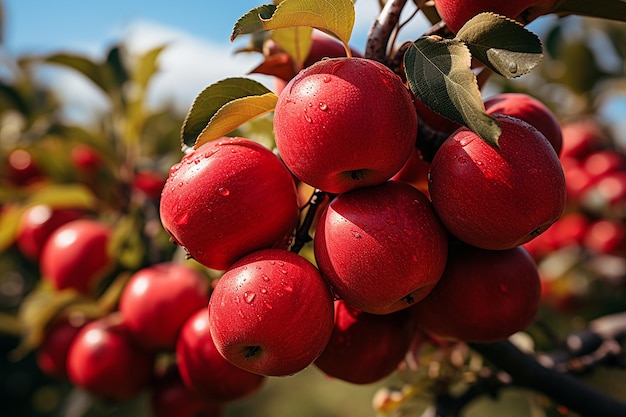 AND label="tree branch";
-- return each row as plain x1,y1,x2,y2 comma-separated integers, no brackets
365,0,409,65
470,340,626,417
